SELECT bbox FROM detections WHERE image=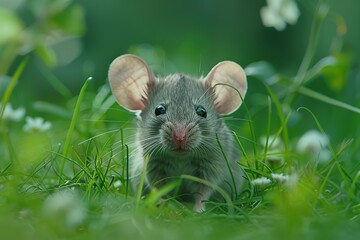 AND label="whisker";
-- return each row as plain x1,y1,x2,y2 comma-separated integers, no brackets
78,129,122,145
